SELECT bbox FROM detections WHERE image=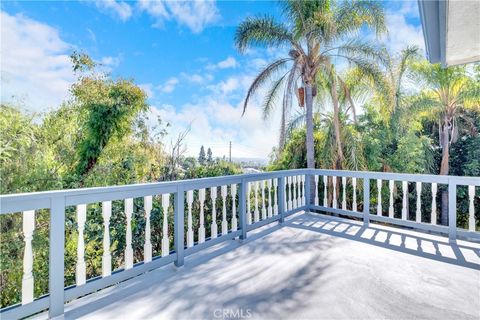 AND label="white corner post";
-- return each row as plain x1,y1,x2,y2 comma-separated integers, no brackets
239,179,248,240
363,178,370,226
448,181,457,243
49,196,66,318
174,186,185,267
